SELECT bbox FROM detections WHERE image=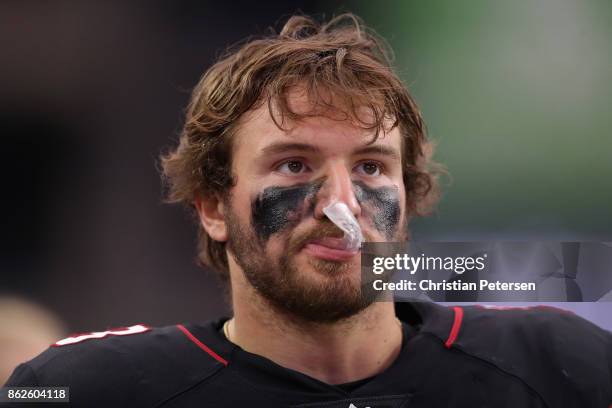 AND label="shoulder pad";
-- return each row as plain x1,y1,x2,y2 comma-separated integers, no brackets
454,305,612,407
4,322,229,407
